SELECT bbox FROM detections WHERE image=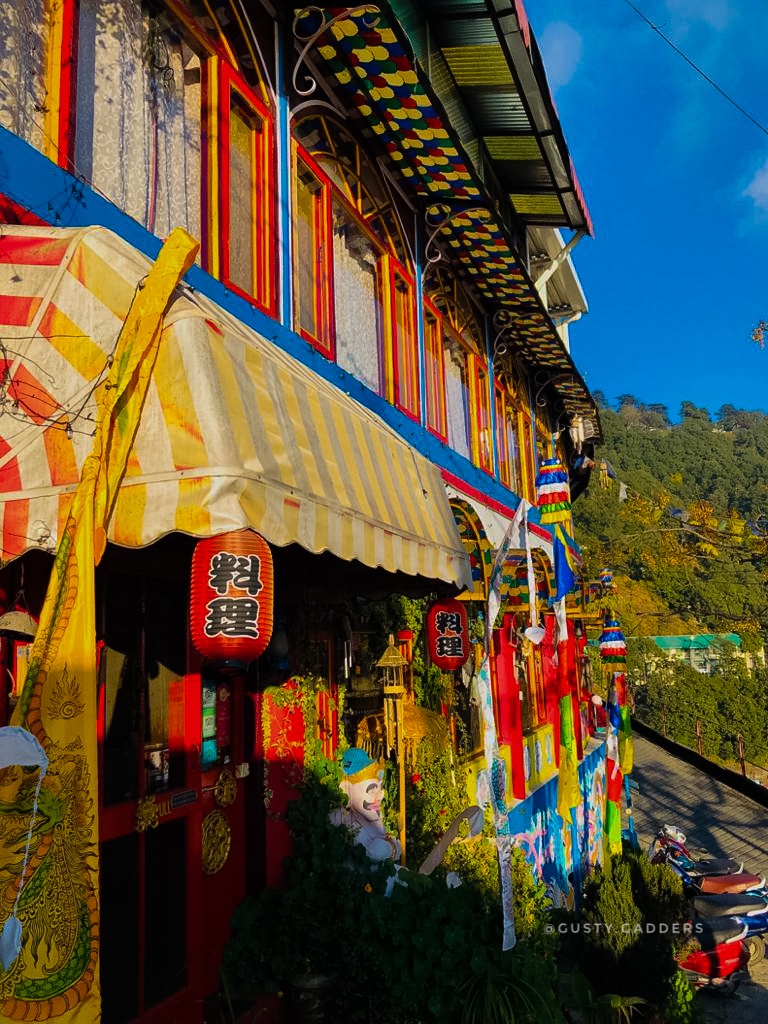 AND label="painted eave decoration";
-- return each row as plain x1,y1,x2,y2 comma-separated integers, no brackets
293,4,600,436
415,0,592,235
